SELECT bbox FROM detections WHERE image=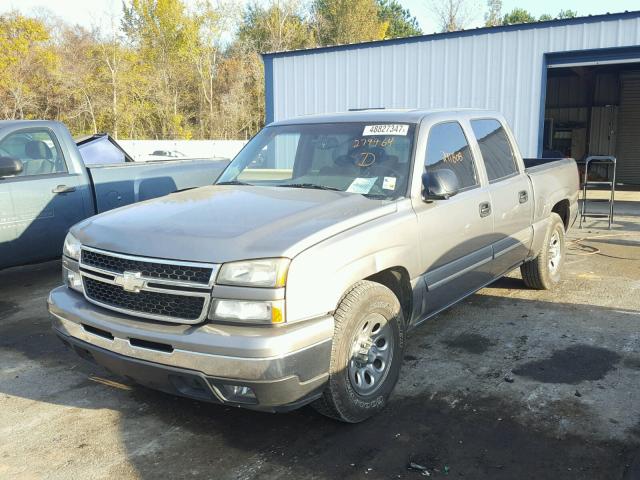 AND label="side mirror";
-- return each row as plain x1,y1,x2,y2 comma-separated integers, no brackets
0,156,22,177
422,169,460,201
